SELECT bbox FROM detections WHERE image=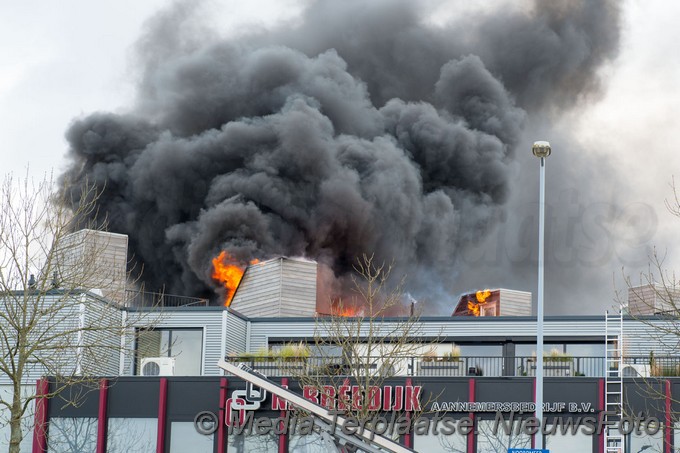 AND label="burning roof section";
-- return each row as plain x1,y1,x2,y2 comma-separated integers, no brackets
227,256,319,317
452,289,532,317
